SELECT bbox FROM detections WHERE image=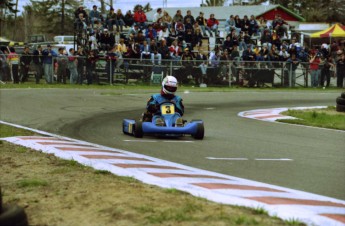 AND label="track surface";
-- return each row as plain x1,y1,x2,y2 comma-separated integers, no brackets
1,88,344,200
